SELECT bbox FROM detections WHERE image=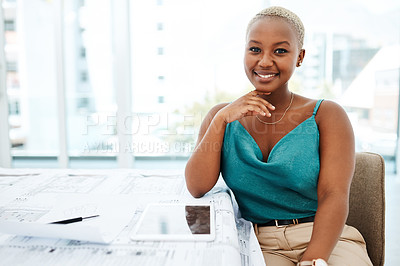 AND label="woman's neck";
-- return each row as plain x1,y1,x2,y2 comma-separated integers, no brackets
260,90,292,111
